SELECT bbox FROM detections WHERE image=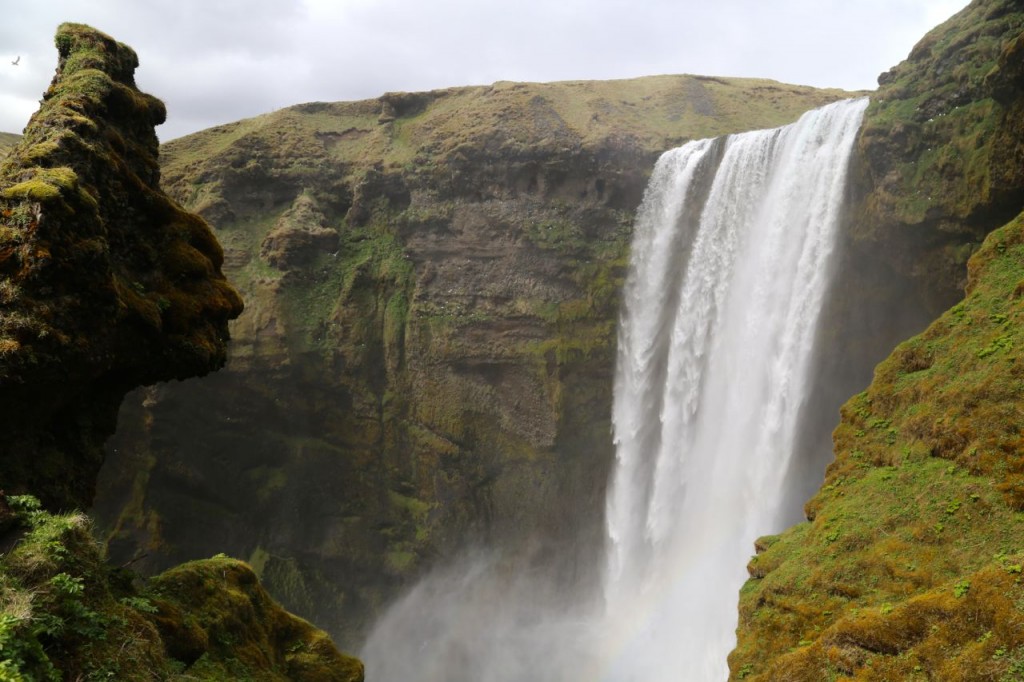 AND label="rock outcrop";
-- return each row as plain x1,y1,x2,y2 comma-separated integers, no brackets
732,1,1024,678
0,24,362,681
0,24,242,510
94,75,855,643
